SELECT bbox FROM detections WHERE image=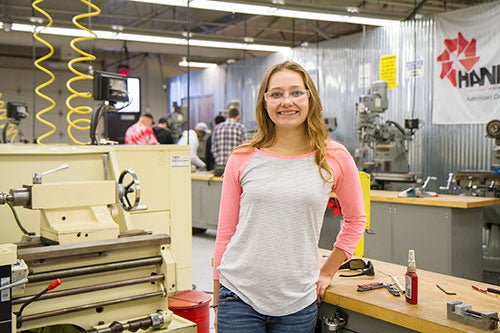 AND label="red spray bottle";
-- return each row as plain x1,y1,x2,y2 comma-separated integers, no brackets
405,249,418,304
